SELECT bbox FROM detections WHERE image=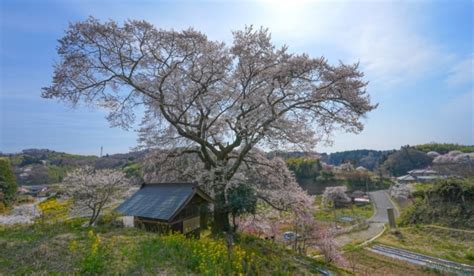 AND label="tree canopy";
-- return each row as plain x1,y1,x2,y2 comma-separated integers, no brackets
382,146,433,176
286,157,322,179
43,18,376,232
